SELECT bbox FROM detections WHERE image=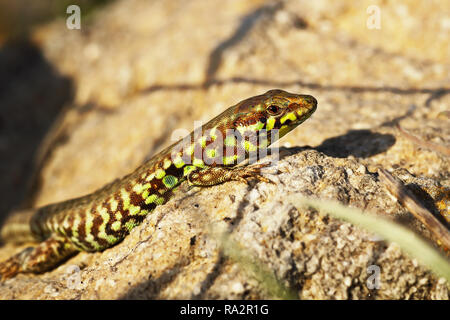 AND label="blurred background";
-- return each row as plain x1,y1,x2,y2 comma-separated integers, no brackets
0,0,448,225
